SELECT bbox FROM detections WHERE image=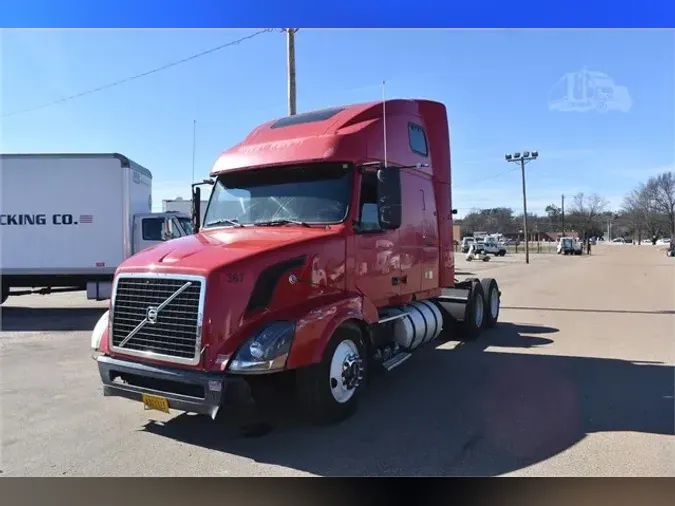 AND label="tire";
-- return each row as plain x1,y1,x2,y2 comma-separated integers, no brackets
480,278,500,328
296,323,367,425
459,281,486,340
500,250,506,257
